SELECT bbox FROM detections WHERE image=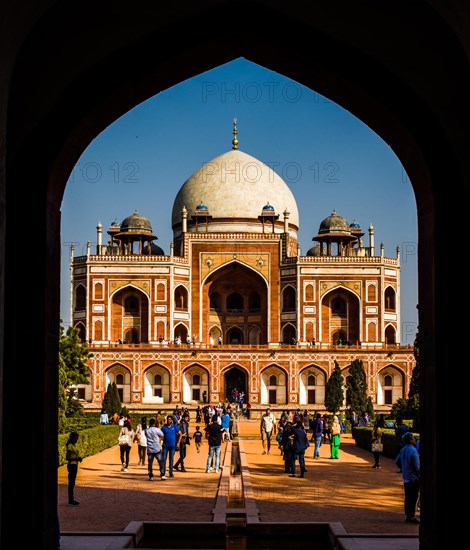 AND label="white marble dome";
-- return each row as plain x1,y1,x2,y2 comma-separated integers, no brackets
171,149,299,230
